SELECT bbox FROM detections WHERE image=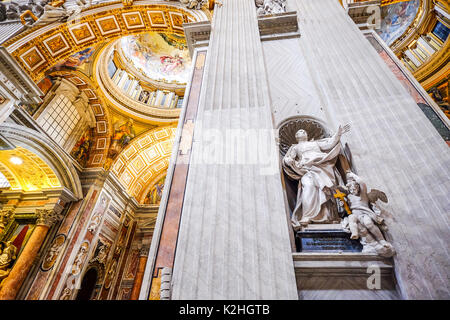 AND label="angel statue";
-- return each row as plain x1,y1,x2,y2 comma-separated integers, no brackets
283,124,350,229
255,0,286,16
341,171,395,257
179,0,205,10
0,241,18,281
